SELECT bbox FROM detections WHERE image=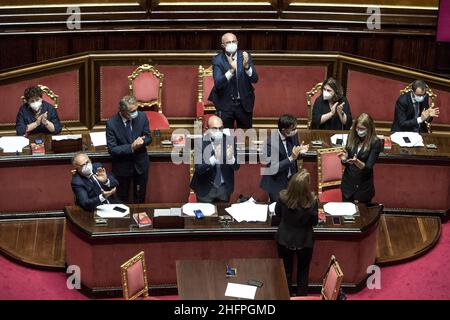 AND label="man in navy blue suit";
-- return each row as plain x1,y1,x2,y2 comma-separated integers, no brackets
71,152,119,212
190,116,240,202
260,114,309,202
106,95,151,204
208,33,259,129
